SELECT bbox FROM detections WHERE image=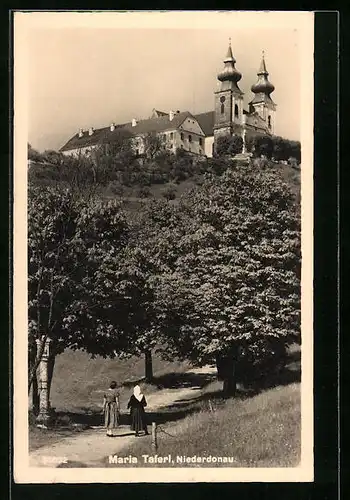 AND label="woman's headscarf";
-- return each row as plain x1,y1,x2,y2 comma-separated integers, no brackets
133,385,144,402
